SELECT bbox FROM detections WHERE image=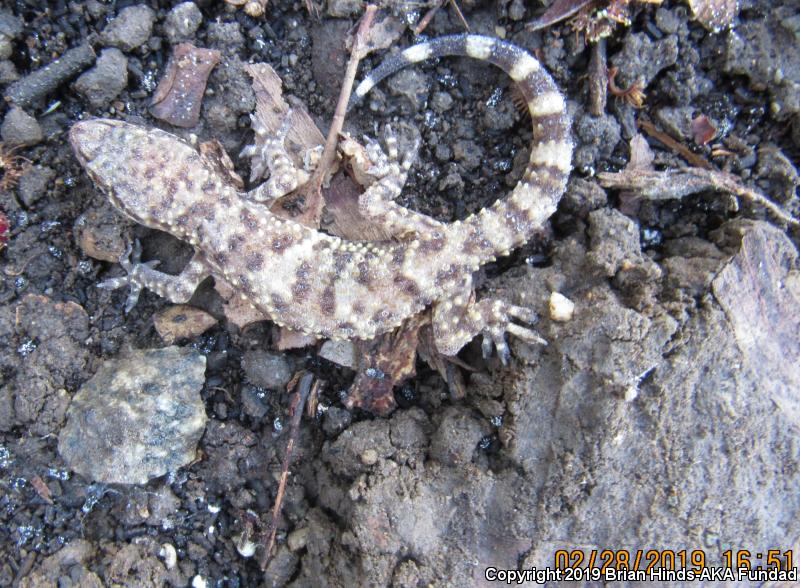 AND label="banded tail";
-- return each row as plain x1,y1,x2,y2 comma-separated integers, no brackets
351,34,572,261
